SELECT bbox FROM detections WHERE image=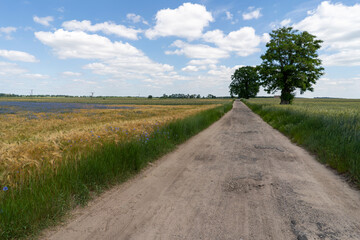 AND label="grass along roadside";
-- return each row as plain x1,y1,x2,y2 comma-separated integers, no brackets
0,102,233,240
243,98,360,185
